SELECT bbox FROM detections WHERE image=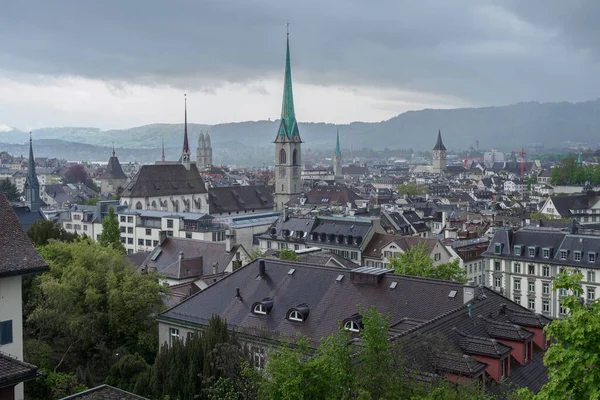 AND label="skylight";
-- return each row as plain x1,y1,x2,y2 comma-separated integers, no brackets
448,290,458,298
336,274,344,282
